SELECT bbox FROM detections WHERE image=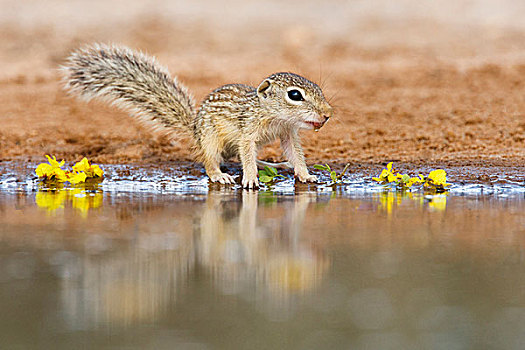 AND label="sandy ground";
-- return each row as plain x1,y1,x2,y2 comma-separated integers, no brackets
0,0,523,168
